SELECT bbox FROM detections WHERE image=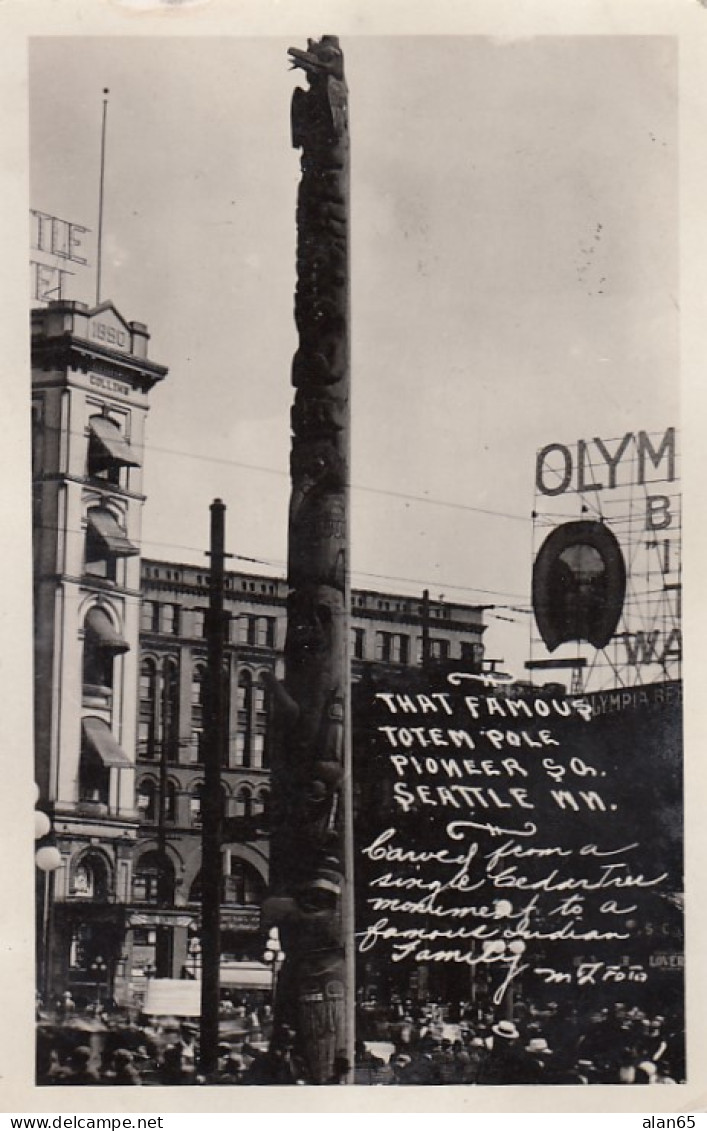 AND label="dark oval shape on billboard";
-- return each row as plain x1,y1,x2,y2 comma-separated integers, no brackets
532,520,626,651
